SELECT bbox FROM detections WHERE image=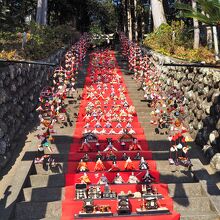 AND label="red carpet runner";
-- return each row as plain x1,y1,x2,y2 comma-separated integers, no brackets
61,50,180,220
